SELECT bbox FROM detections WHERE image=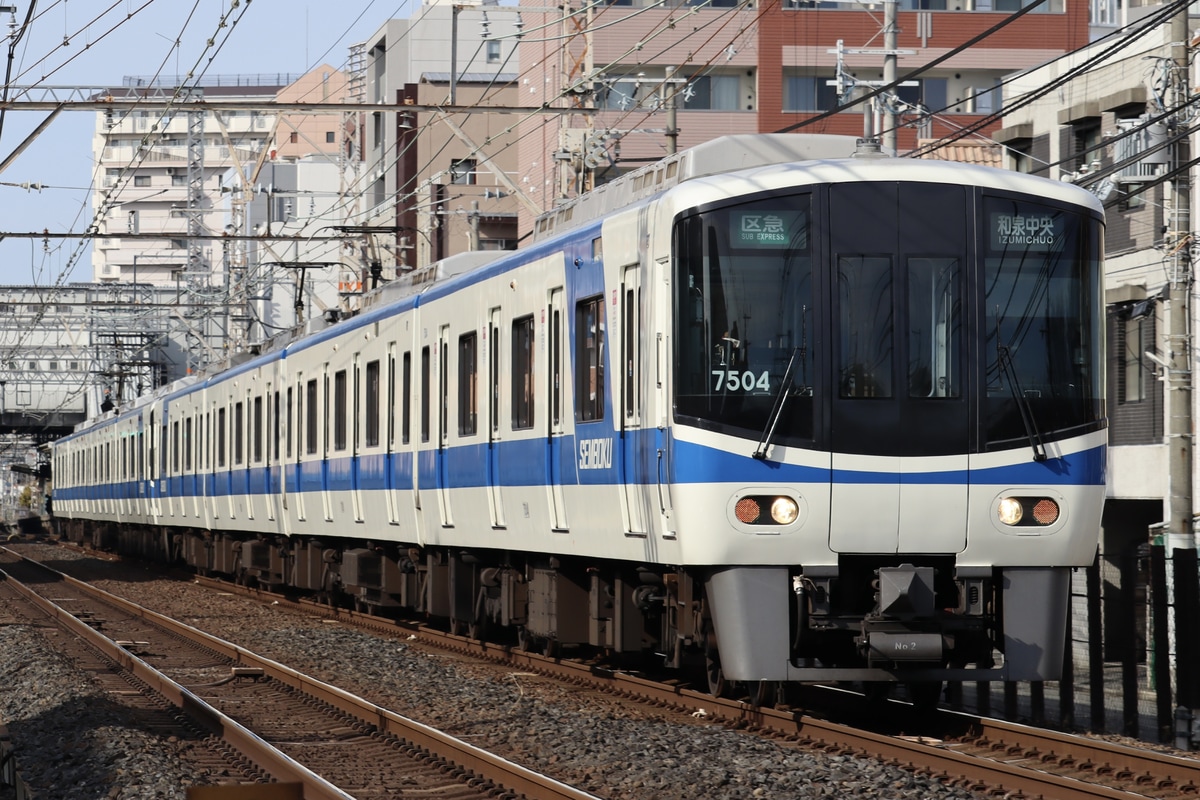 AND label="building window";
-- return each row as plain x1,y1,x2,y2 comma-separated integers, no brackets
598,78,657,110
289,131,299,144
682,73,742,111
326,131,336,143
1122,312,1148,404
171,174,186,187
487,40,501,63
134,175,151,187
1072,123,1102,171
783,72,840,112
450,158,477,185
896,78,948,114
